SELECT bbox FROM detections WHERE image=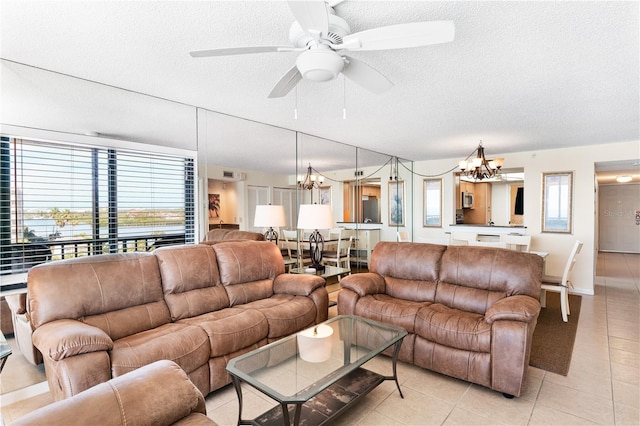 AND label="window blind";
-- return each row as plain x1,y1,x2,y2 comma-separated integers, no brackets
0,137,195,287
